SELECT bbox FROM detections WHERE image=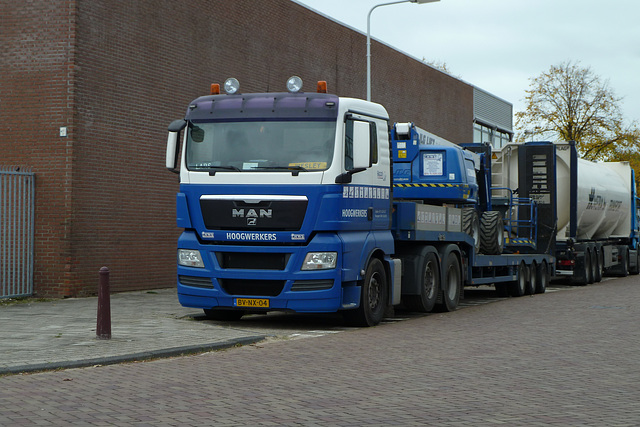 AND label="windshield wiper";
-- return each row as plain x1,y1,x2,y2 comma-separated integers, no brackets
251,165,308,176
192,166,241,175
